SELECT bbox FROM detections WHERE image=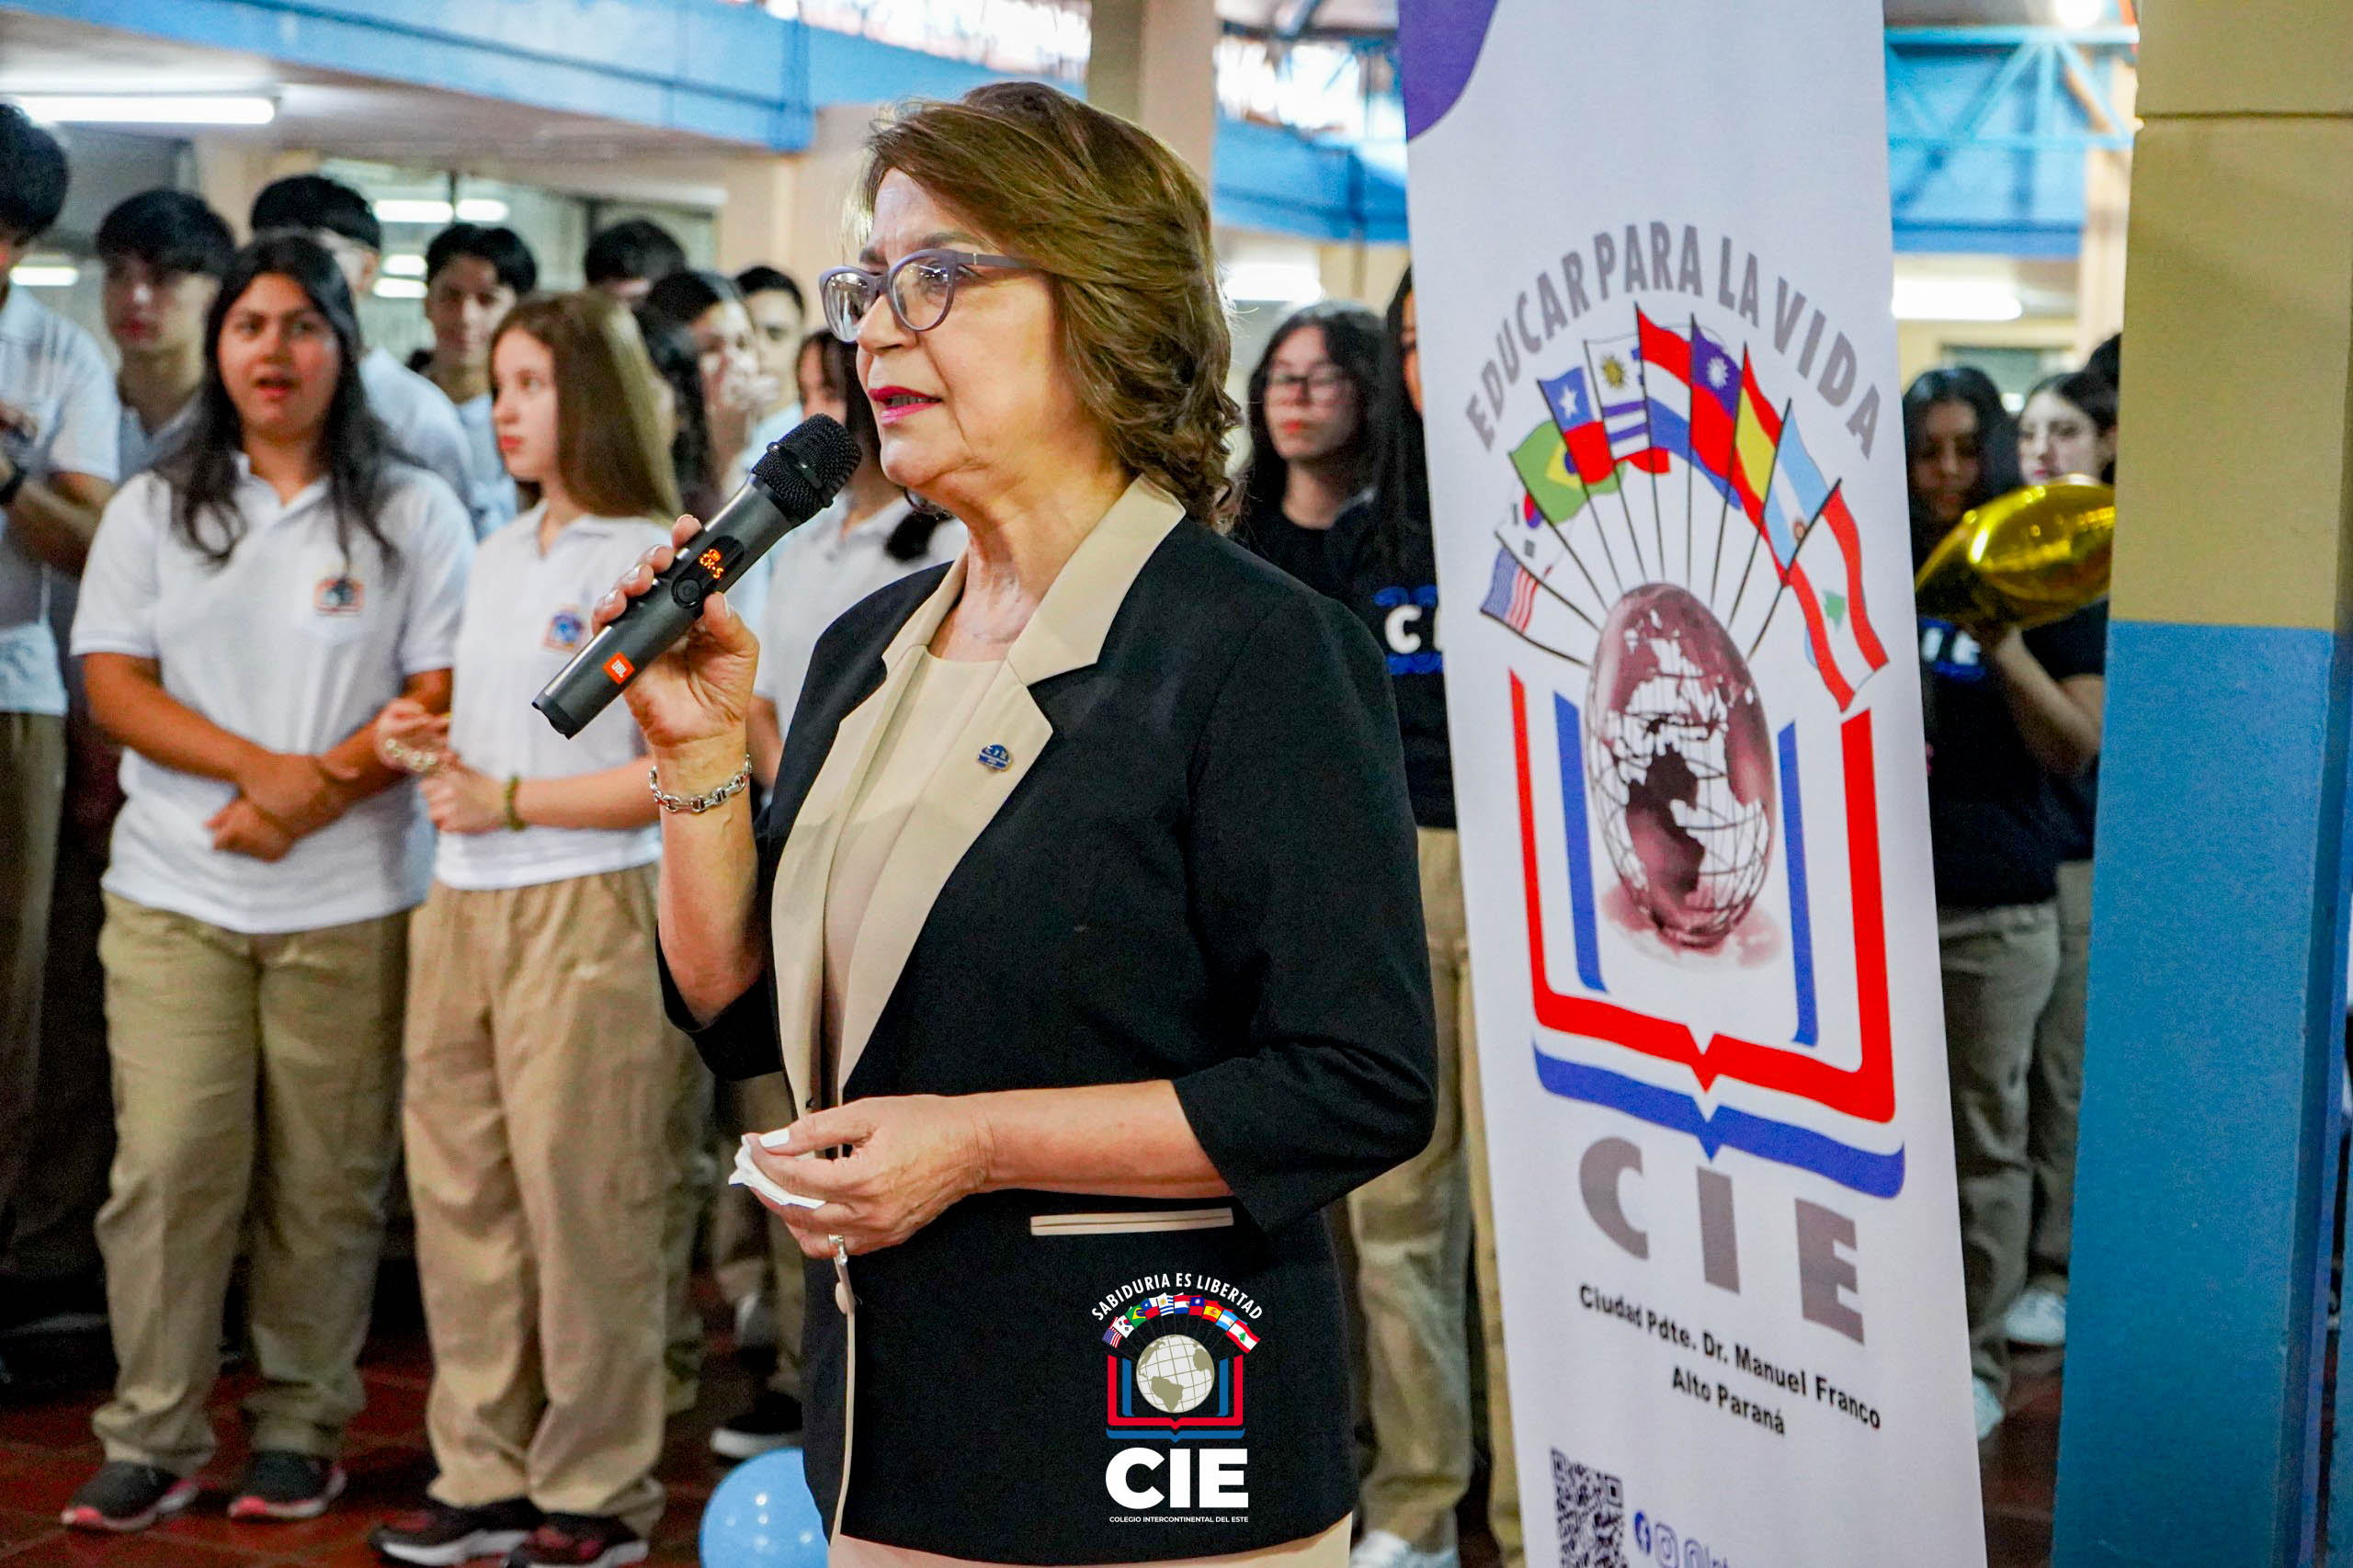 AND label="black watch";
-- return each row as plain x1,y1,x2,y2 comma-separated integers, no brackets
0,456,23,508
